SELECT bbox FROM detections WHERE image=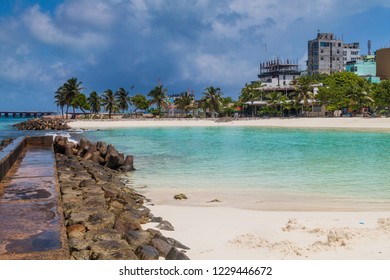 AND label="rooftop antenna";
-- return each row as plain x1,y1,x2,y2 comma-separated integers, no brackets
368,40,372,55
